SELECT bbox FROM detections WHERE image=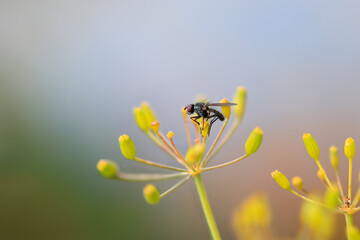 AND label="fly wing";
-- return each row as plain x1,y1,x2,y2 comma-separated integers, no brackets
207,102,237,107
